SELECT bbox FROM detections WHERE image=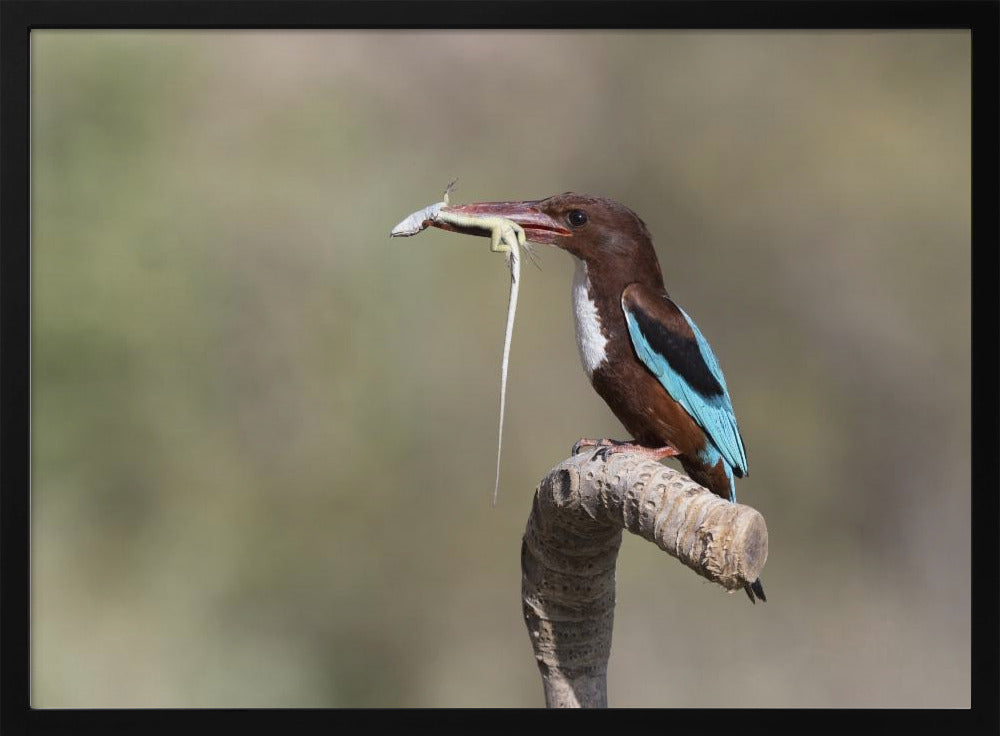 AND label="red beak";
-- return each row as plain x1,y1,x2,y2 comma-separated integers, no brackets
433,200,571,244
